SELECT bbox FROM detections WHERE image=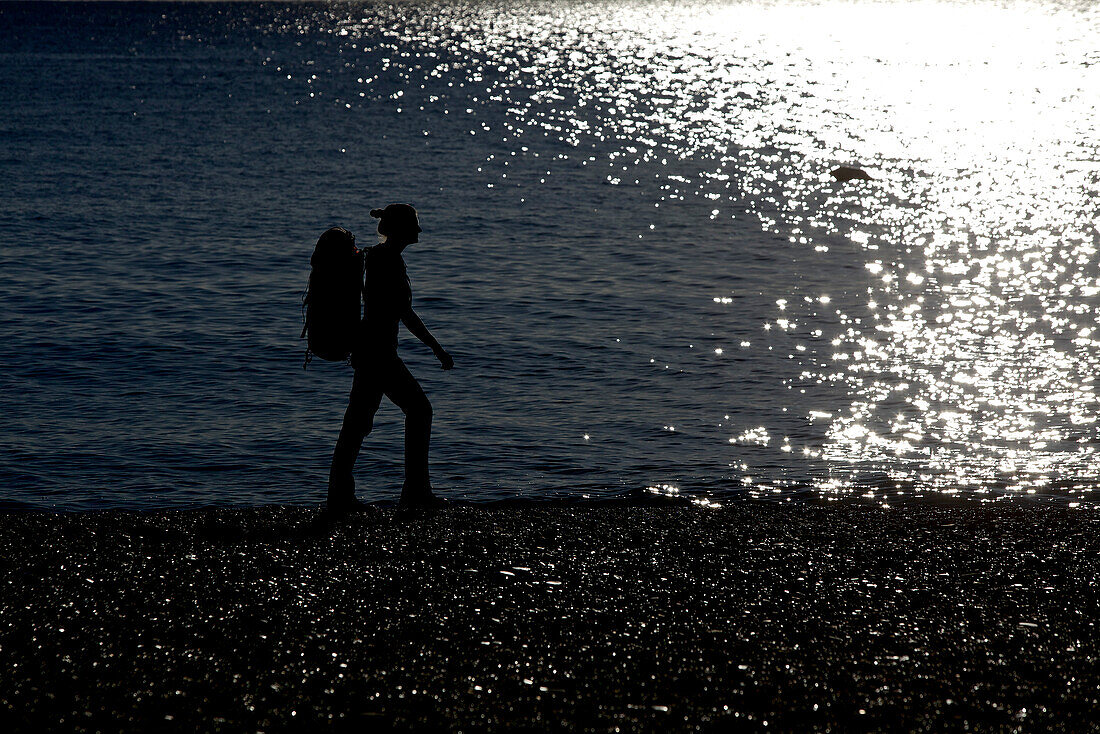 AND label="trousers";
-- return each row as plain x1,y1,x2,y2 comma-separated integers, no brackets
328,352,433,497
